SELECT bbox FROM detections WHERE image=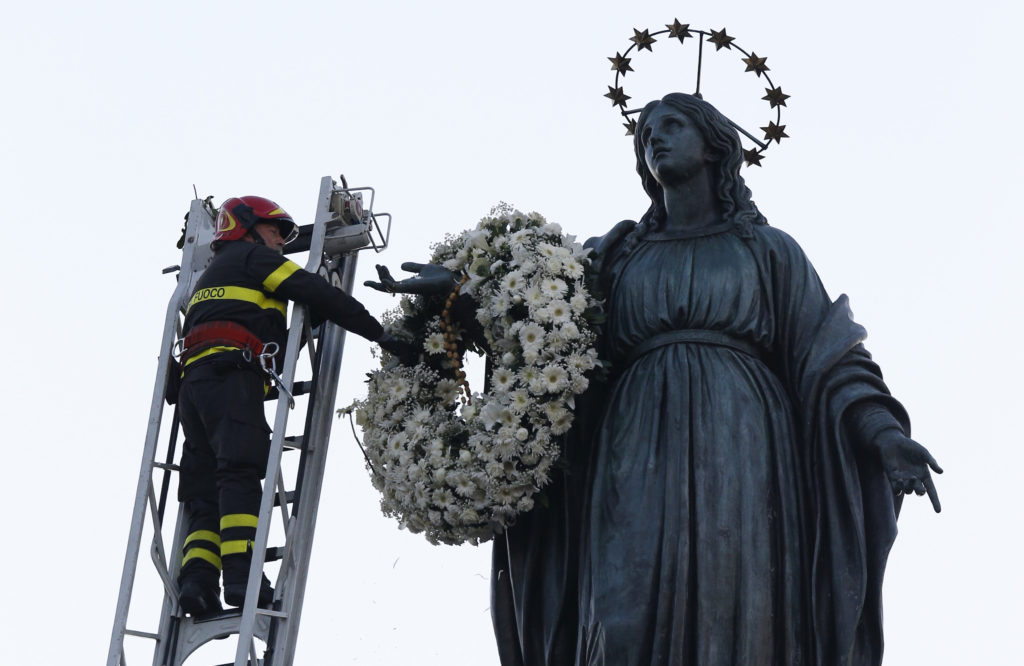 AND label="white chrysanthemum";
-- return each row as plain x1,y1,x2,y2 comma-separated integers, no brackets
465,229,490,251
541,277,568,298
544,300,572,325
562,256,584,280
509,390,530,414
476,308,494,325
490,294,510,317
424,333,445,355
408,407,432,425
479,401,505,431
493,437,518,461
567,352,594,372
560,321,581,340
491,367,516,392
433,488,455,509
495,485,518,505
544,256,562,275
541,364,568,392
502,270,526,293
523,285,545,306
550,410,573,435
518,322,544,349
435,378,460,402
546,330,567,353
391,377,411,401
543,401,566,422
537,242,559,258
